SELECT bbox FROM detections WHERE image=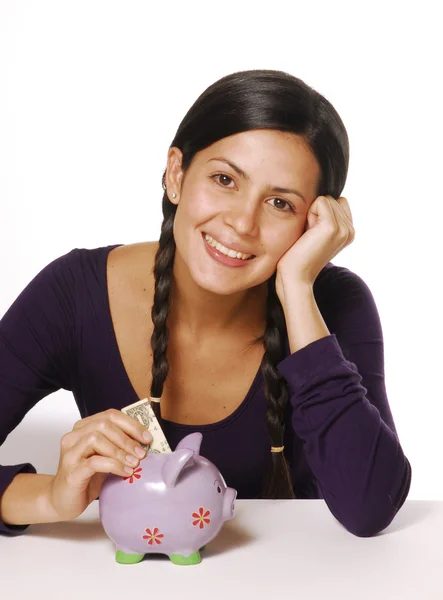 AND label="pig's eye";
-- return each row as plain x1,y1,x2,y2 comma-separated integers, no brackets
217,486,222,494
